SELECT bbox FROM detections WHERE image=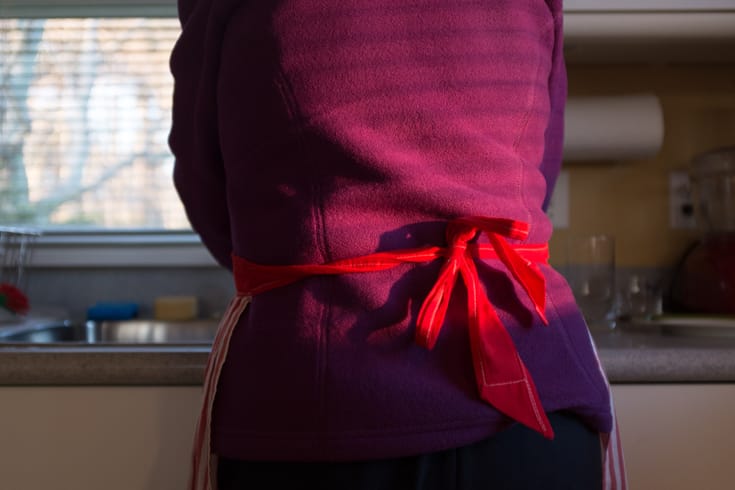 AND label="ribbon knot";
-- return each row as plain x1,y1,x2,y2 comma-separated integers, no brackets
446,220,476,250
